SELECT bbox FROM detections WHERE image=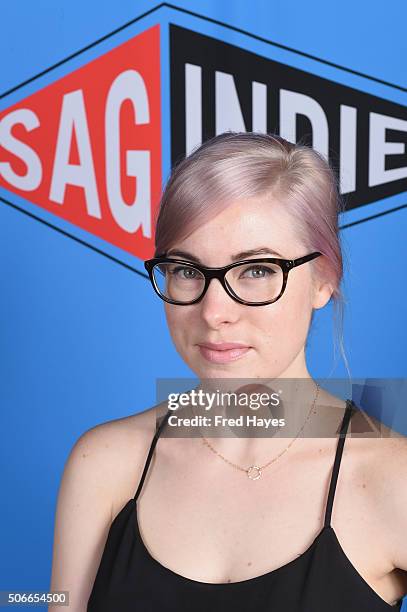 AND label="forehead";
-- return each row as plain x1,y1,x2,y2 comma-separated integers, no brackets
175,197,303,259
